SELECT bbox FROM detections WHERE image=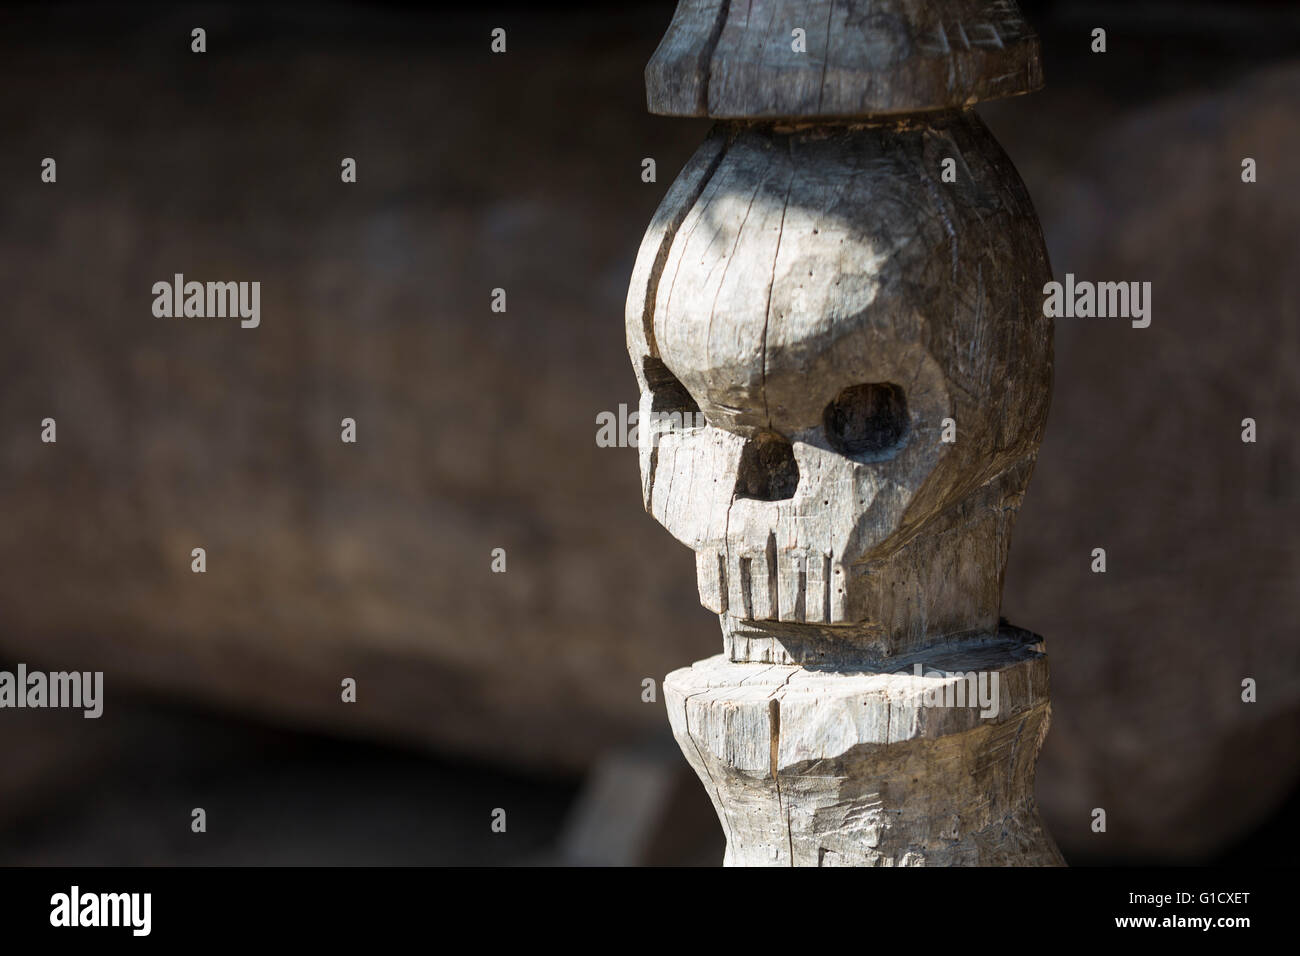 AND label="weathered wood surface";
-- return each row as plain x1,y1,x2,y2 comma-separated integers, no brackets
665,626,1064,865
627,112,1053,661
633,0,1060,866
648,0,1043,118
